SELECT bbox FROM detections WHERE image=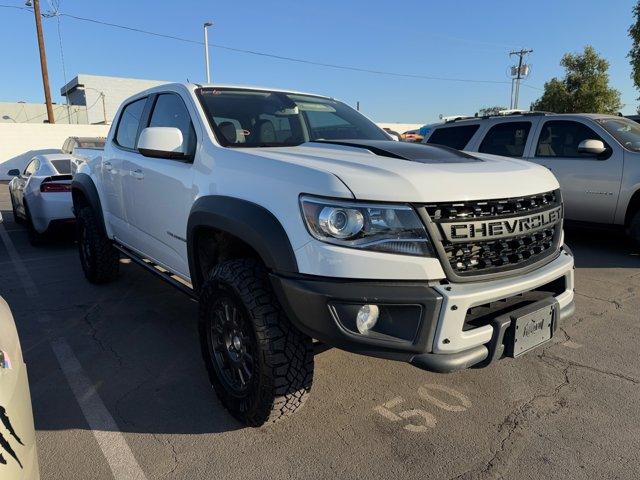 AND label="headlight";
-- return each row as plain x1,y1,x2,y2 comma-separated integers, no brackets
300,195,433,256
